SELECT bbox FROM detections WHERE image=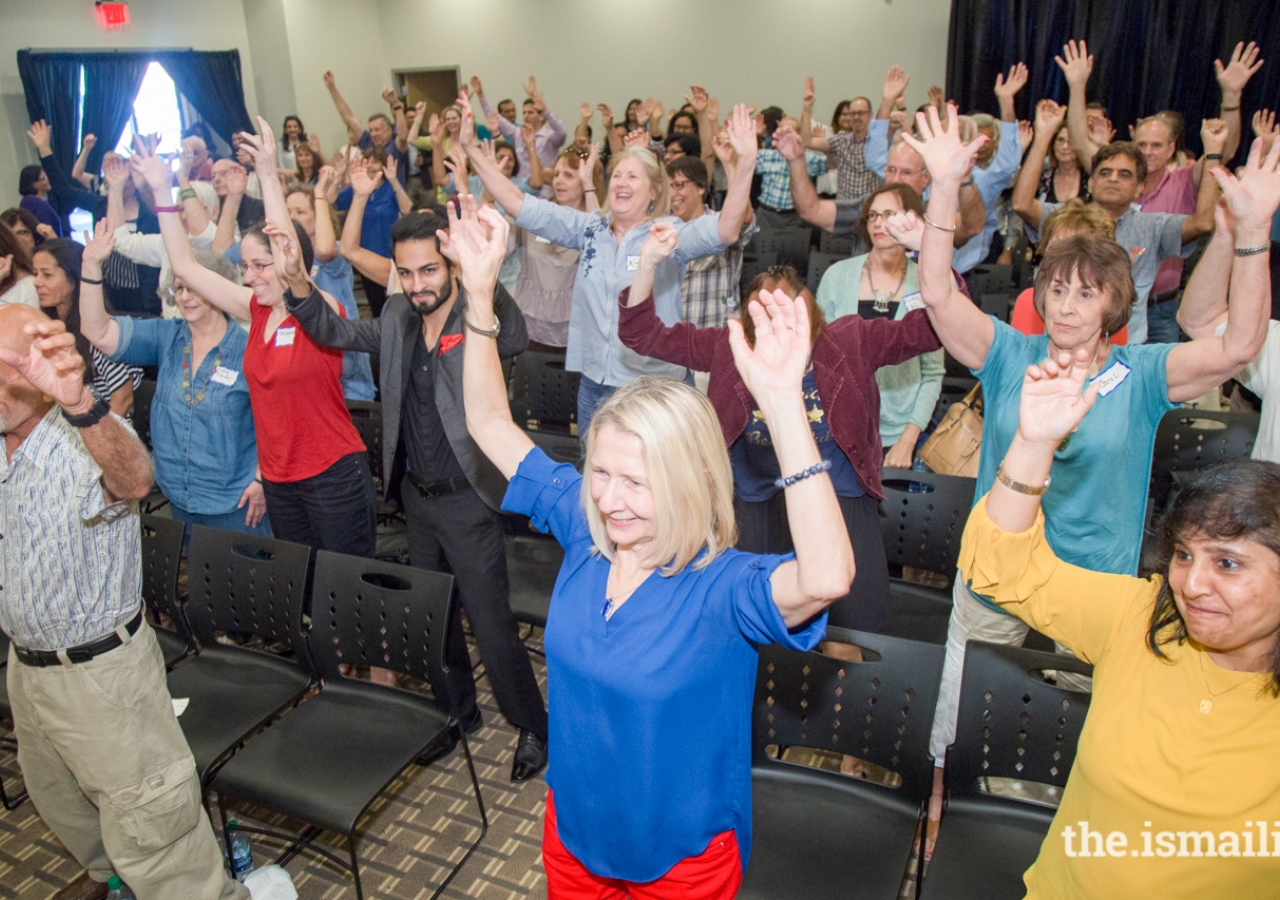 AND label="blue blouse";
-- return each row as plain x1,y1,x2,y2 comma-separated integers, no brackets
110,316,259,515
503,446,827,881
